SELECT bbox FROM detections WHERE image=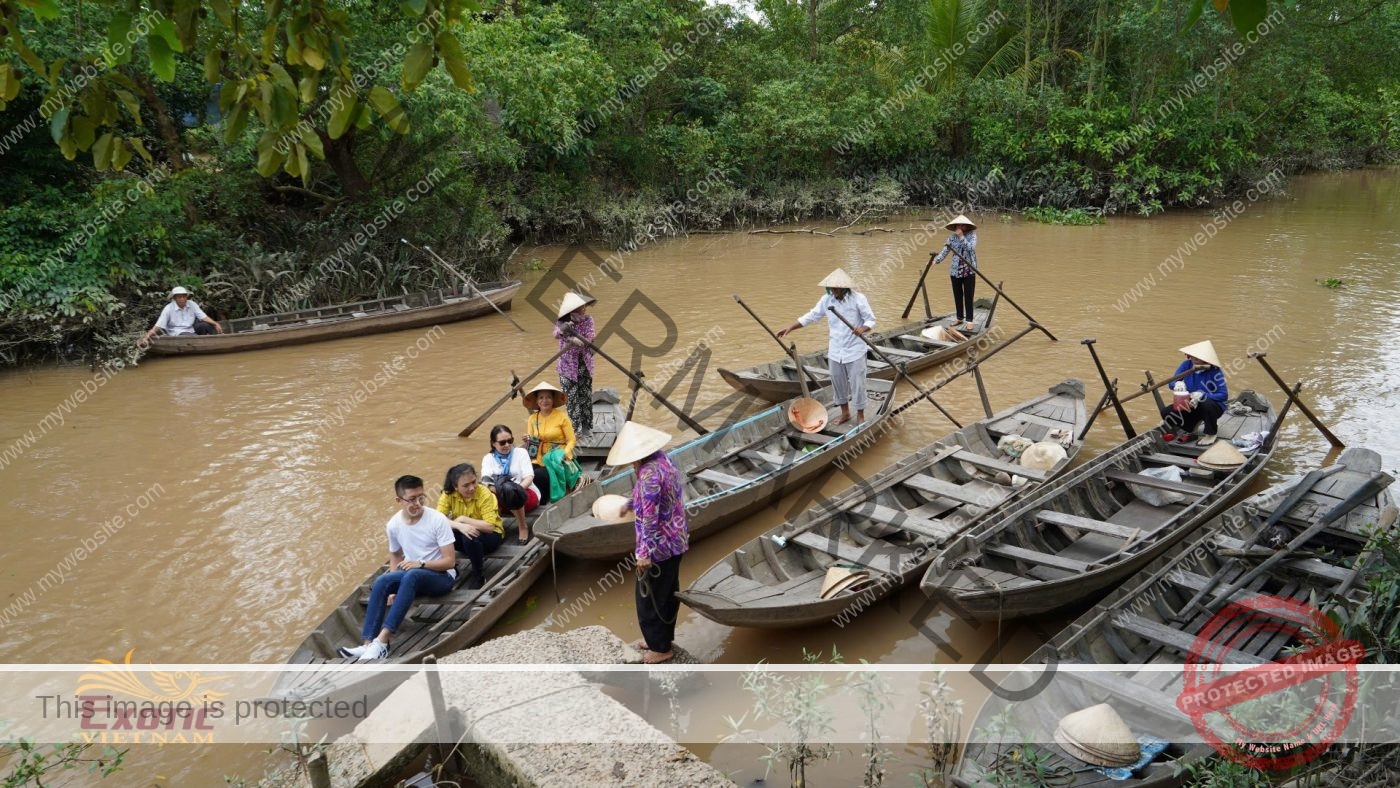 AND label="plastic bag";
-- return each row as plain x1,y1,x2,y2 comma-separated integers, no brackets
1125,465,1190,507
